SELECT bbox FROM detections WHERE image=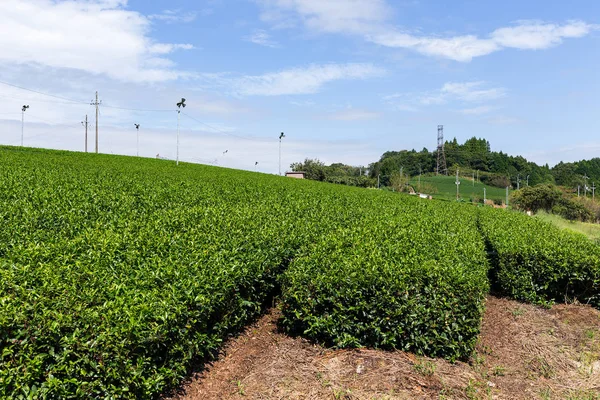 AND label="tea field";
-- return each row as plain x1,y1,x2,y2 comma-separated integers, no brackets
0,146,598,399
